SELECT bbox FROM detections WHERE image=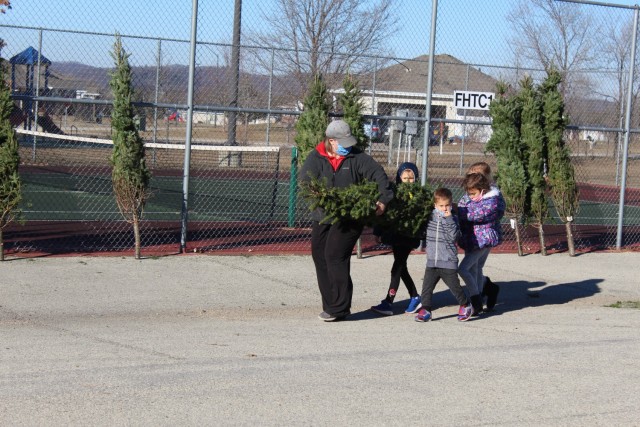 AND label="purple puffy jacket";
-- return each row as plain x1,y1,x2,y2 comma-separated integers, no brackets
457,186,506,250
